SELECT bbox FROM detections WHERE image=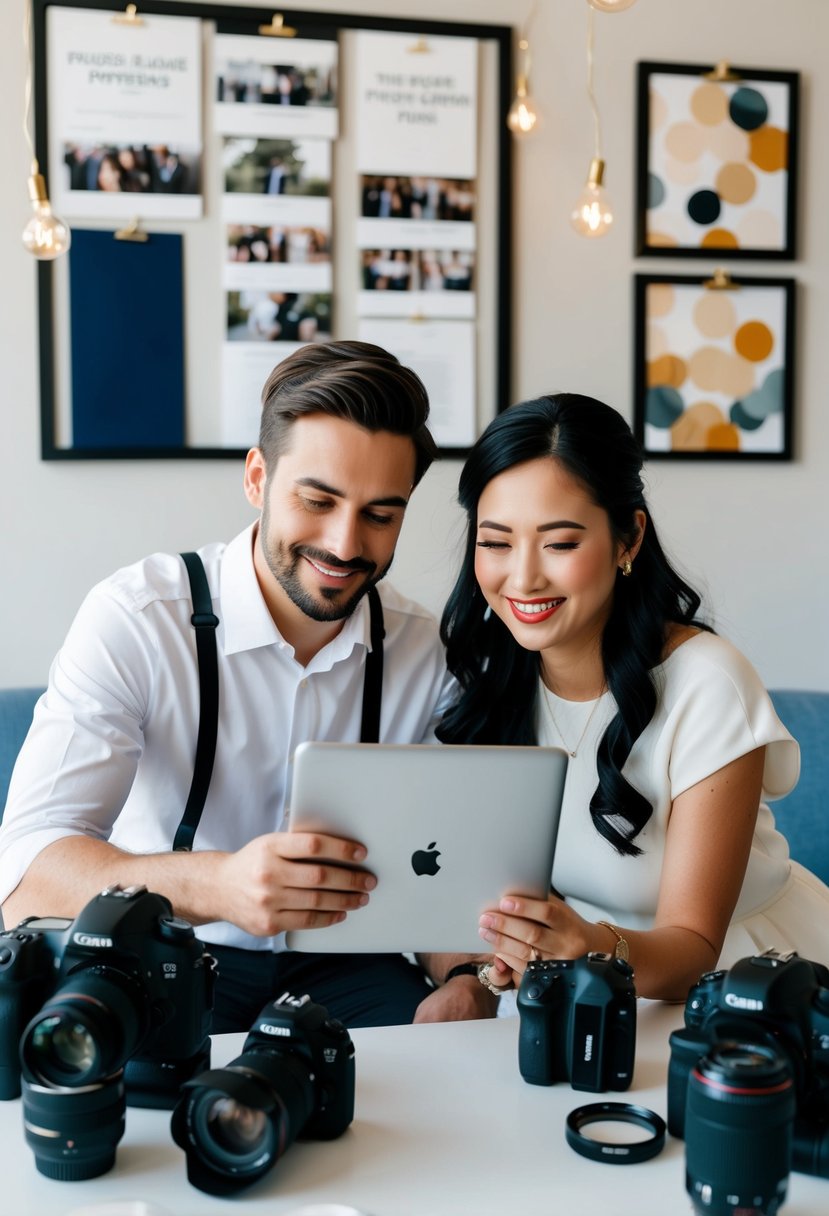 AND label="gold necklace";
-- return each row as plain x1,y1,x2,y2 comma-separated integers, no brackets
540,684,606,758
